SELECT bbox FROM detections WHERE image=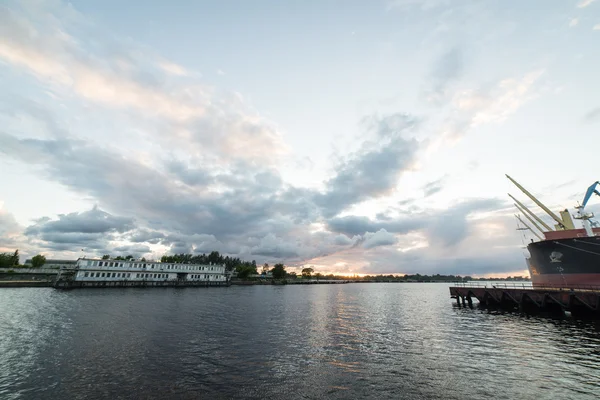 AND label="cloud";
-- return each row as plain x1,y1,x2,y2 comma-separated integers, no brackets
578,0,596,8
427,47,464,103
386,0,452,11
423,176,445,197
569,18,579,27
158,61,189,76
315,113,421,217
594,24,600,30
0,205,23,251
430,69,544,146
0,2,286,164
25,206,134,235
362,229,397,249
23,206,137,253
0,0,530,276
583,107,600,122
